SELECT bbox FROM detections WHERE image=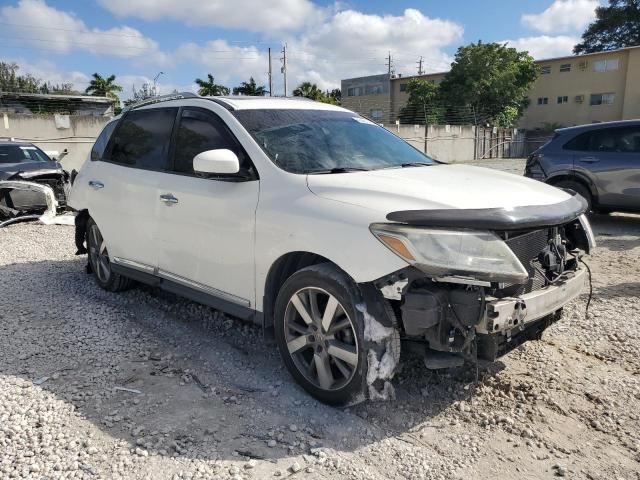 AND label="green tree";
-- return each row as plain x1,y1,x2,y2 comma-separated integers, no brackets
195,74,229,96
574,0,640,54
438,42,537,126
0,62,41,93
325,88,341,104
399,78,443,124
84,73,122,99
123,83,154,107
292,81,324,101
232,77,266,96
